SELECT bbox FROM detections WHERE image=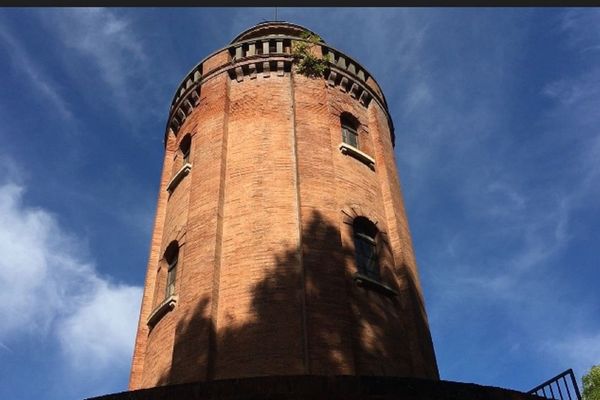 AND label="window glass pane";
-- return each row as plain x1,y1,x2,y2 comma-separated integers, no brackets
166,260,177,297
354,235,379,280
350,131,358,148
342,126,358,148
353,217,380,281
166,282,175,297
167,267,176,284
